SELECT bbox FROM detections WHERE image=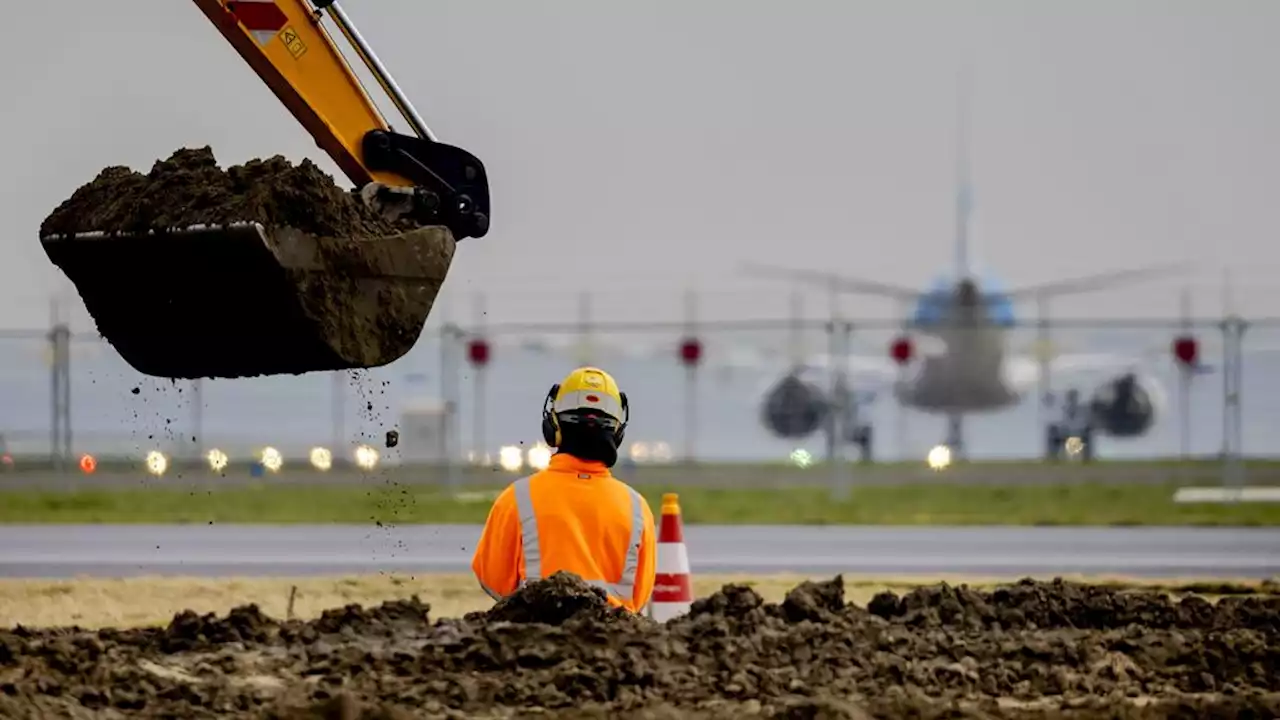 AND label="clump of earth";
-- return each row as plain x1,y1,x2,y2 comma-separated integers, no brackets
38,147,454,378
1,573,1277,718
